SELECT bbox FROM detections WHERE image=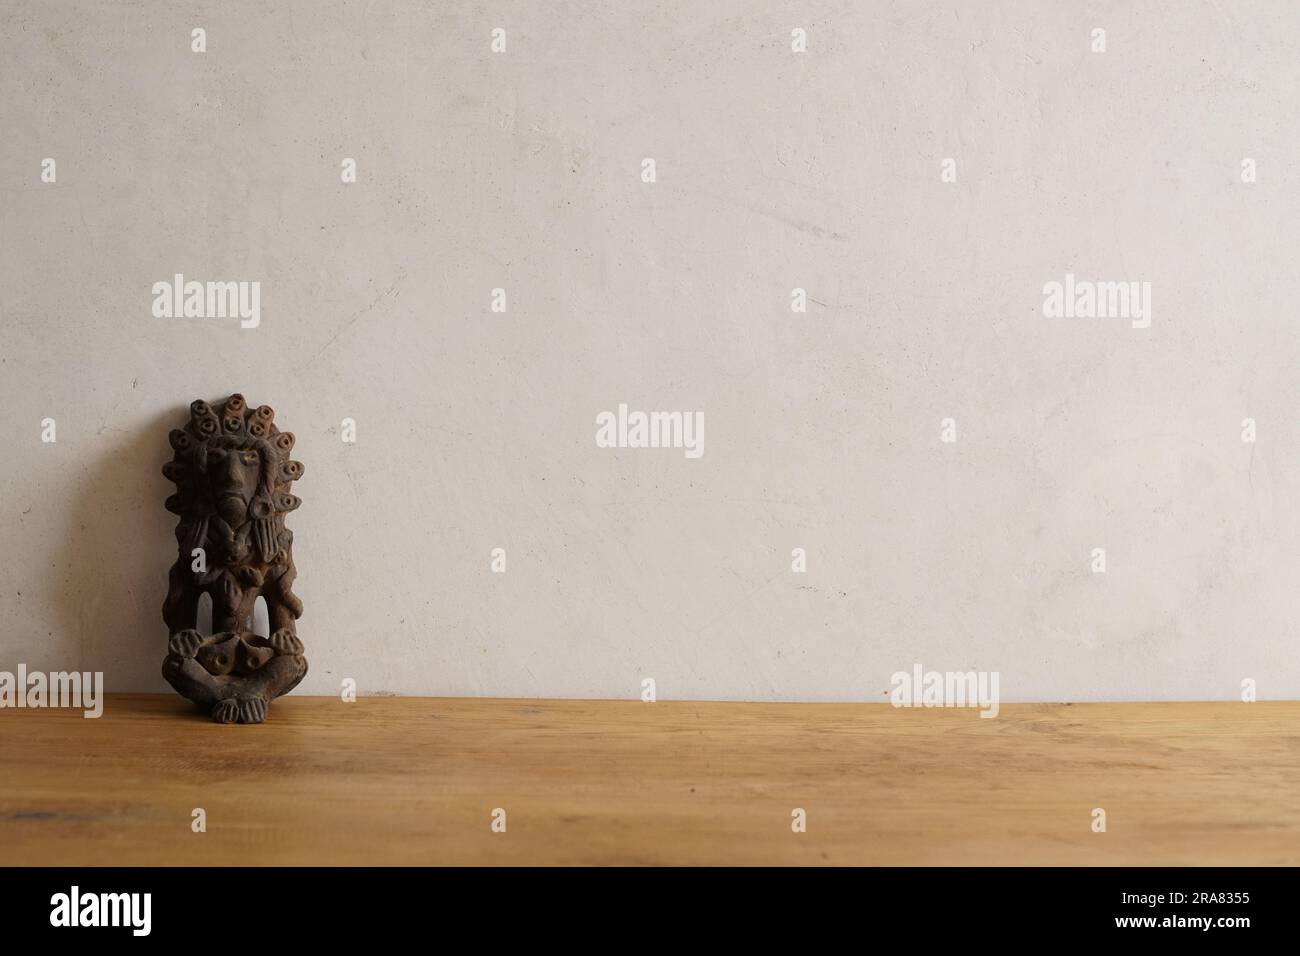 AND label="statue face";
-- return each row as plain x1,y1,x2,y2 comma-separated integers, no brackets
204,443,262,527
